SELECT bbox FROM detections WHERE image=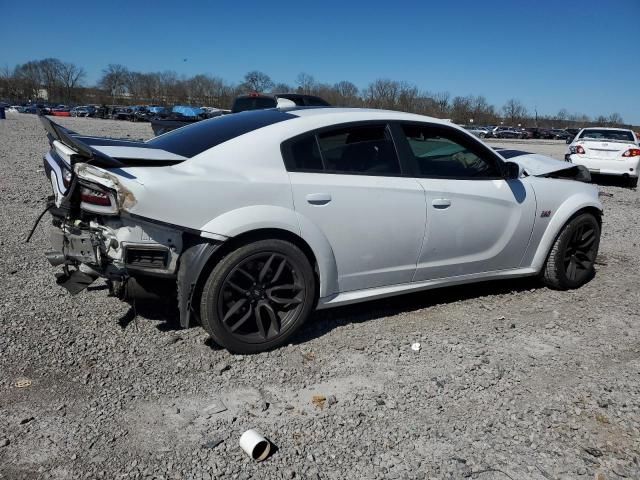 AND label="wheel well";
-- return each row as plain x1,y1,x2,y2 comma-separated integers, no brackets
538,205,603,273
190,228,319,324
572,206,603,226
